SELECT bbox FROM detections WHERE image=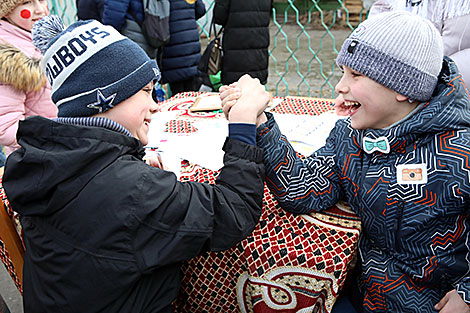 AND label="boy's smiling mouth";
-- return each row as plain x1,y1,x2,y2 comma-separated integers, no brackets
343,100,361,115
